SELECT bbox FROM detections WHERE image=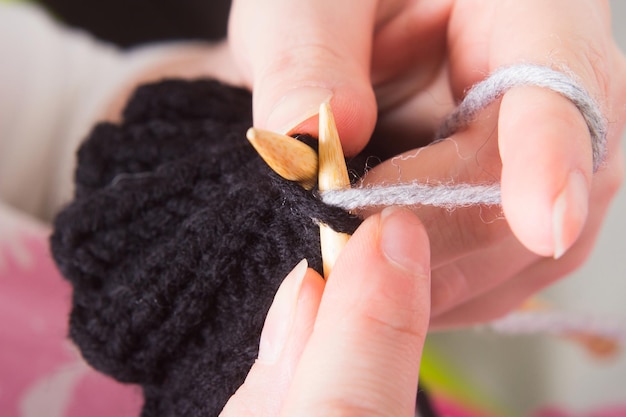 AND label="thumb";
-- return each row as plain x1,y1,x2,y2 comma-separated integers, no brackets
220,259,326,417
228,0,378,155
281,207,432,417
